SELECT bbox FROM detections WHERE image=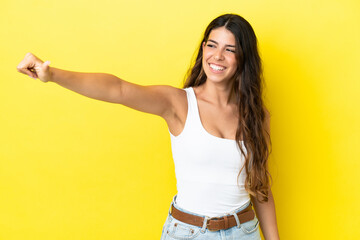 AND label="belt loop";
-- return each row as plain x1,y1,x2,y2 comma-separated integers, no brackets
170,195,178,214
231,211,241,228
168,195,177,223
201,216,210,233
